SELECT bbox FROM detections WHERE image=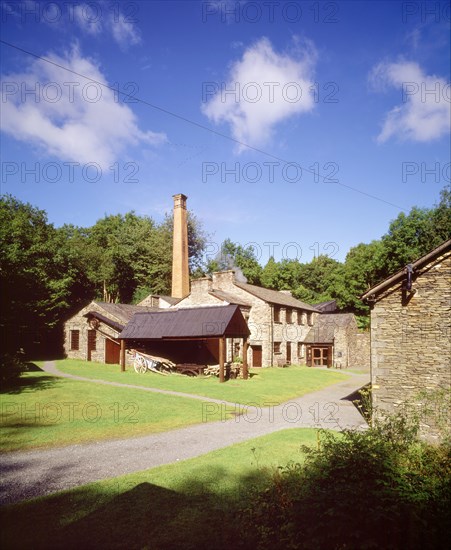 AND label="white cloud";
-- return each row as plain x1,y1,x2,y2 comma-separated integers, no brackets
202,37,317,152
10,2,142,48
369,60,450,143
0,46,166,169
73,4,102,36
72,2,141,49
109,15,141,49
